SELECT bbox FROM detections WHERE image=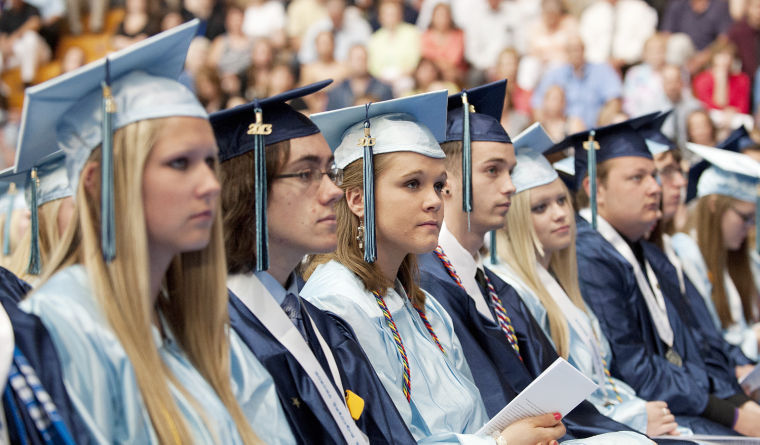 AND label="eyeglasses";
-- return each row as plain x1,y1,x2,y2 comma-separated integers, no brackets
730,206,756,226
656,165,685,183
274,163,343,186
